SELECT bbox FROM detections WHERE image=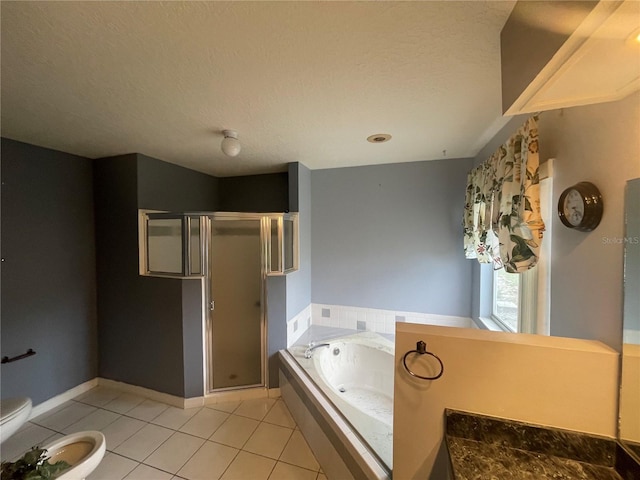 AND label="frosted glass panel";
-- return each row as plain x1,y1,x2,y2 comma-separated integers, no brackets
271,218,279,272
210,219,263,389
148,218,182,274
284,218,294,271
189,218,201,275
